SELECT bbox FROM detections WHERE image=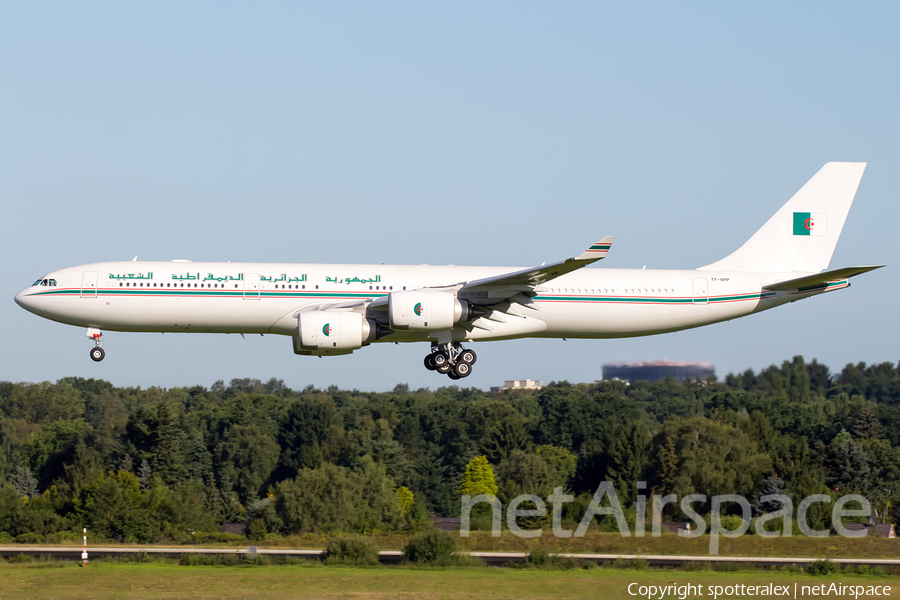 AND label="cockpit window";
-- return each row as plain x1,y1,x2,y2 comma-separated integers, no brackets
32,279,43,286
32,278,55,287
48,279,57,286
